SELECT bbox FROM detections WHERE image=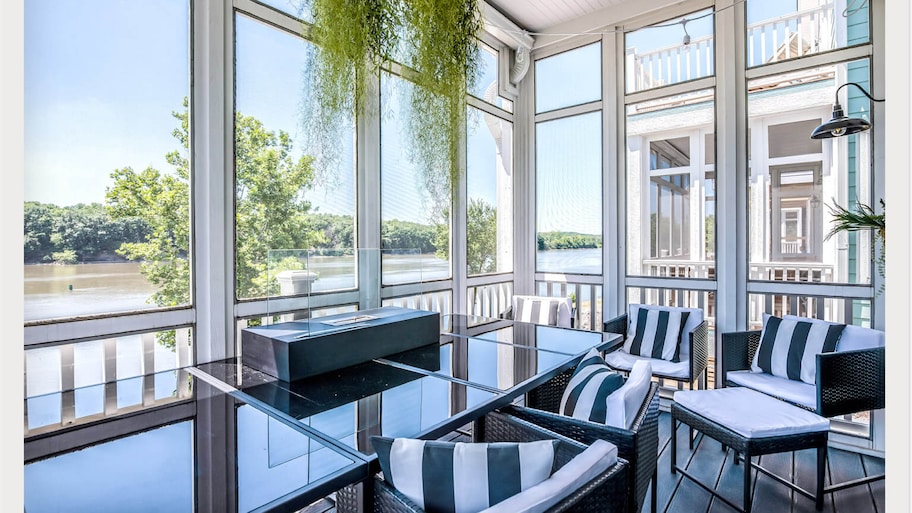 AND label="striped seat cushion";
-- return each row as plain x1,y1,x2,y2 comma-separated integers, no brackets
514,296,561,326
751,314,846,385
623,306,690,362
371,437,558,513
559,348,625,424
